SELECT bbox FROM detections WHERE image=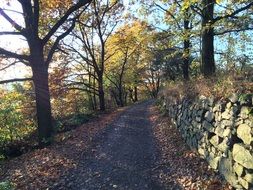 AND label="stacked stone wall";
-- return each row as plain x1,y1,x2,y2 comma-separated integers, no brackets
160,94,253,189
